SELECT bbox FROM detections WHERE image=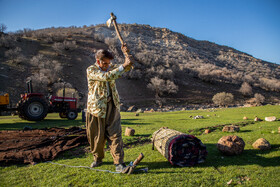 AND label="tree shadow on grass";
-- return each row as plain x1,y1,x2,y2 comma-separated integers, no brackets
121,118,151,126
